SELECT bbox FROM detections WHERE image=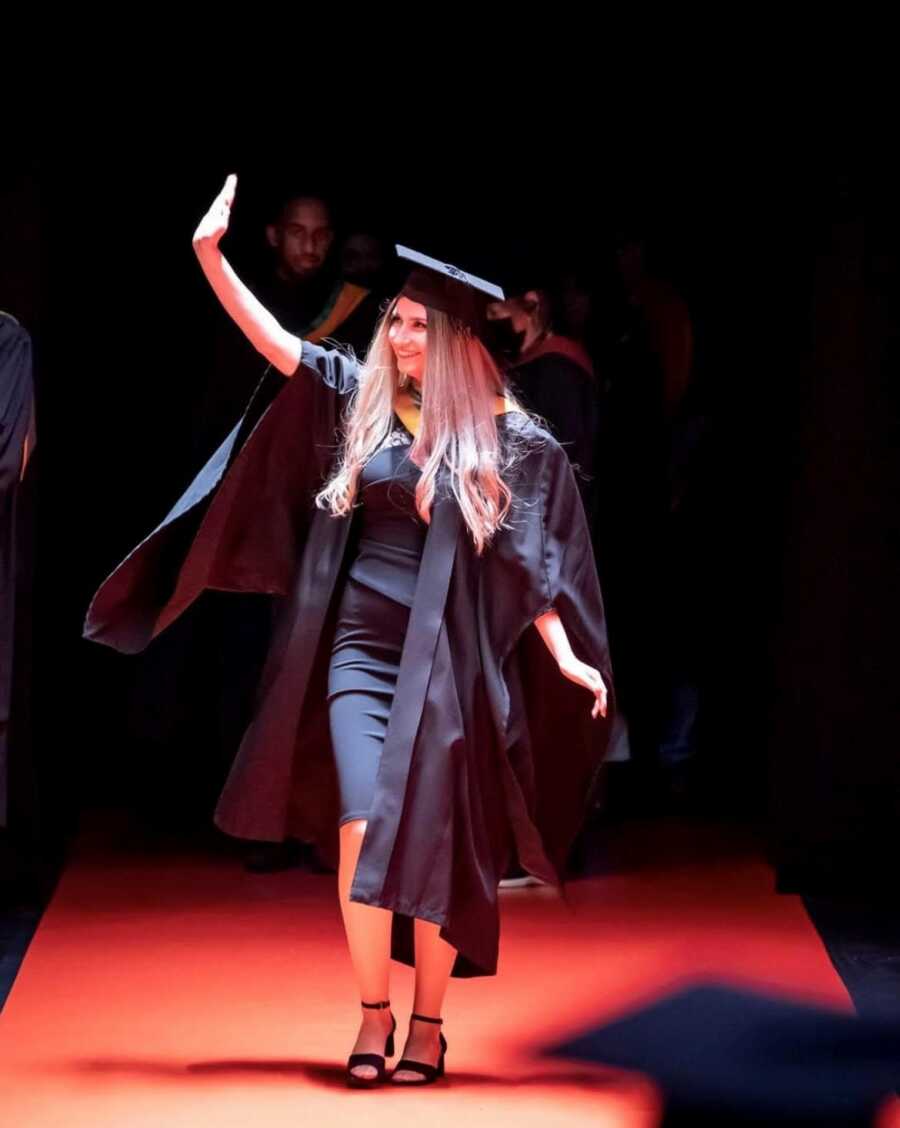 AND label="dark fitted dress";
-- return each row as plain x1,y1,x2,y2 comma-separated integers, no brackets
327,414,427,826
